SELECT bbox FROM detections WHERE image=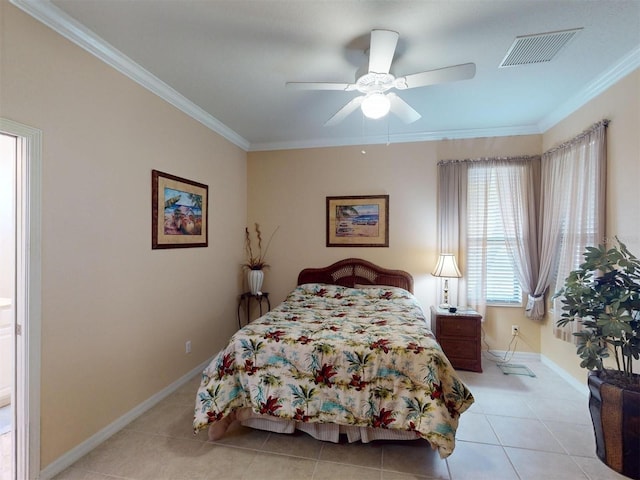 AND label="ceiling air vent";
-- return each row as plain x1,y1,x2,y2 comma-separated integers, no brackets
499,28,582,68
